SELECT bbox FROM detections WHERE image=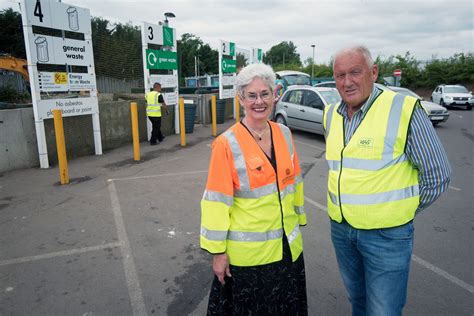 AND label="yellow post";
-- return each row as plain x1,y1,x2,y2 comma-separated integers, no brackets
211,95,217,137
130,102,140,161
235,95,240,123
179,98,186,147
53,109,69,185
